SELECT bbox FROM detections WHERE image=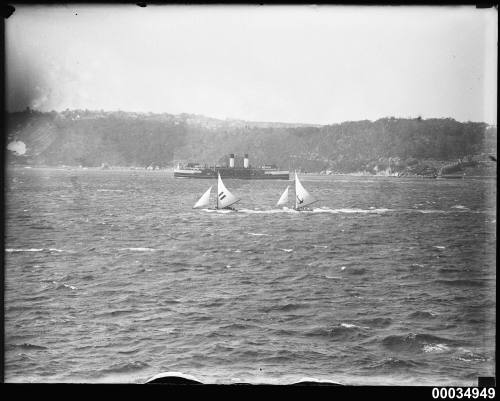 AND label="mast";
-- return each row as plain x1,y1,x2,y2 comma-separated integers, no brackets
216,171,219,209
294,171,299,209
